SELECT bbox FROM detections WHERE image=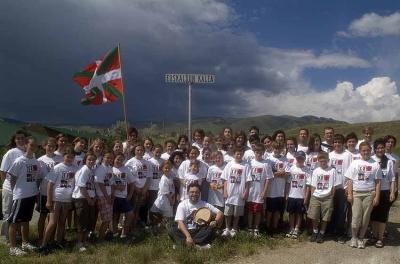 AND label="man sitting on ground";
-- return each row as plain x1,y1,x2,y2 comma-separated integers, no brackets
169,182,223,249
